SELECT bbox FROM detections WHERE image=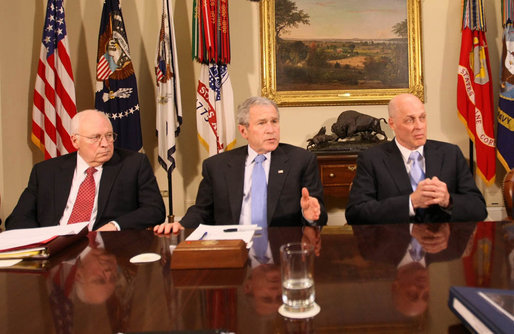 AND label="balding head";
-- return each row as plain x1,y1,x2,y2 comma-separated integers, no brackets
387,94,427,150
